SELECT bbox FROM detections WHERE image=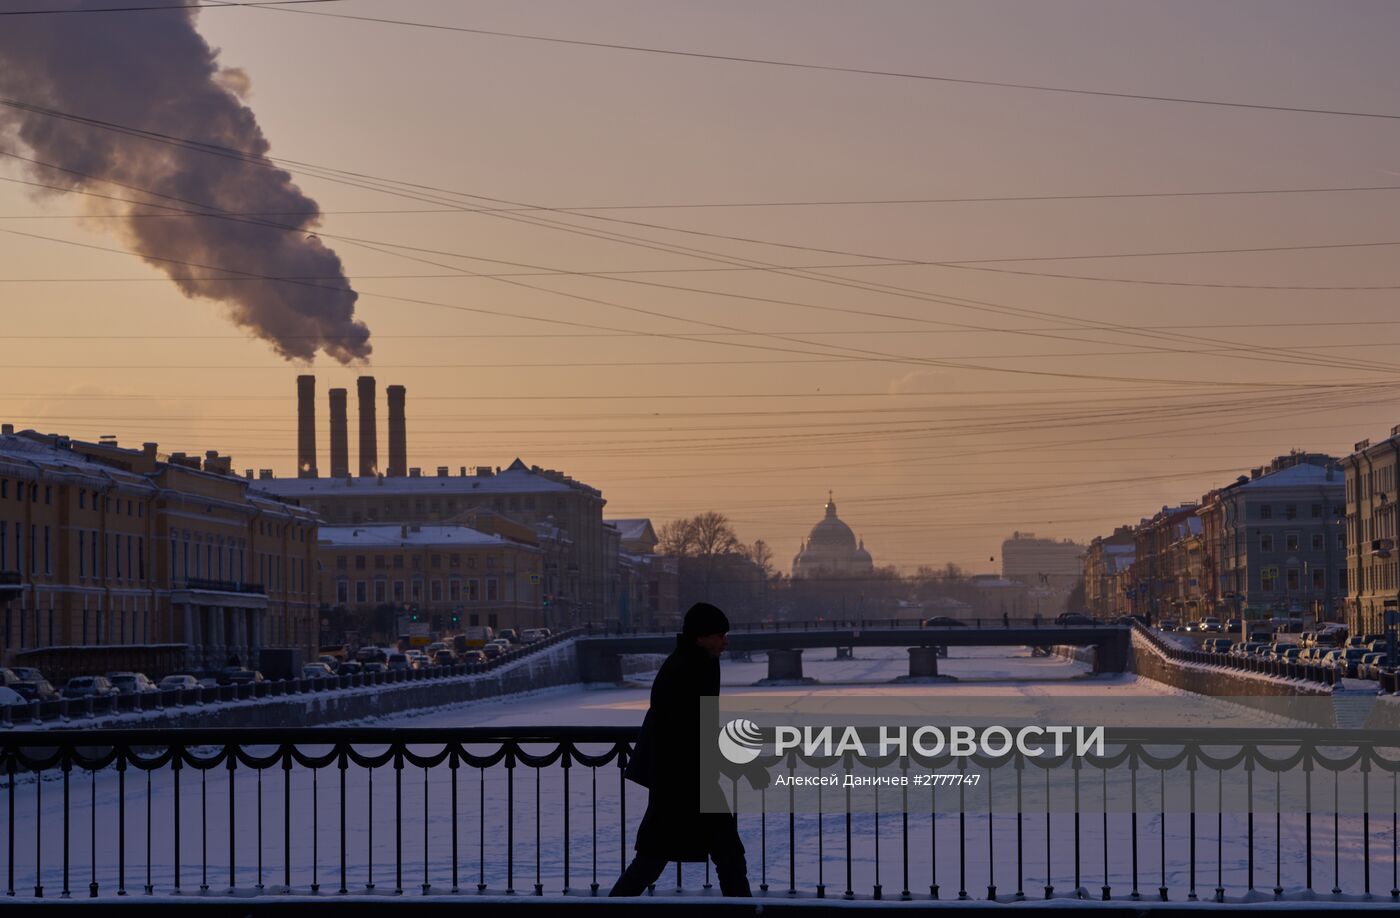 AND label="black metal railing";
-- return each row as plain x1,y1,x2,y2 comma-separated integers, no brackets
0,628,583,726
1,727,1398,902
580,617,1120,636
